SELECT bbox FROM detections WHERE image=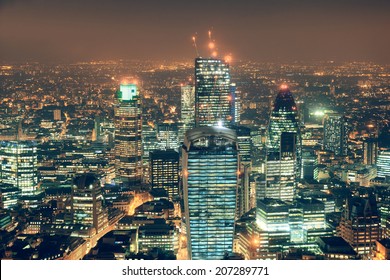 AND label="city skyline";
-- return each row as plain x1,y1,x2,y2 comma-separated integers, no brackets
1,0,390,262
0,55,389,259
